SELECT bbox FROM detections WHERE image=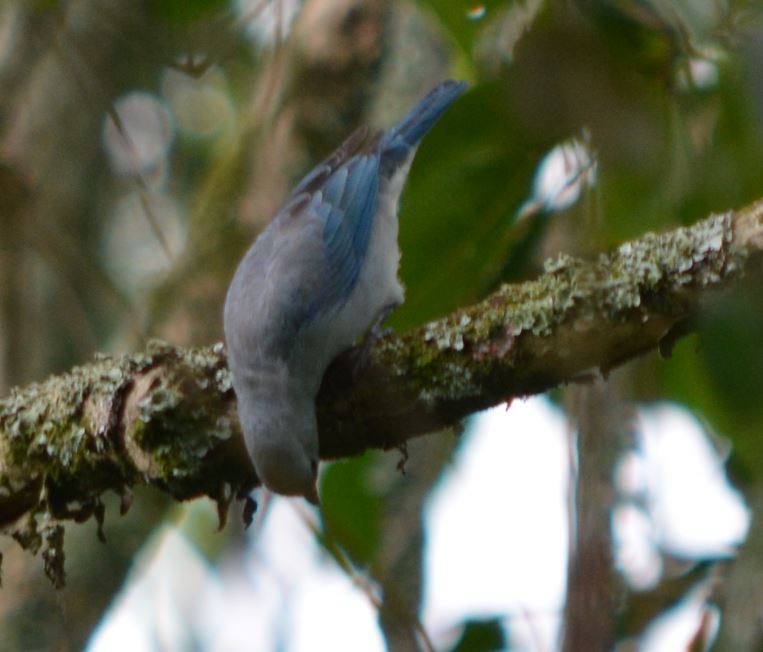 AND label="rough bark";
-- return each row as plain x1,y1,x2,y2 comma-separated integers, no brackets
715,483,763,649
0,199,762,585
562,381,628,651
